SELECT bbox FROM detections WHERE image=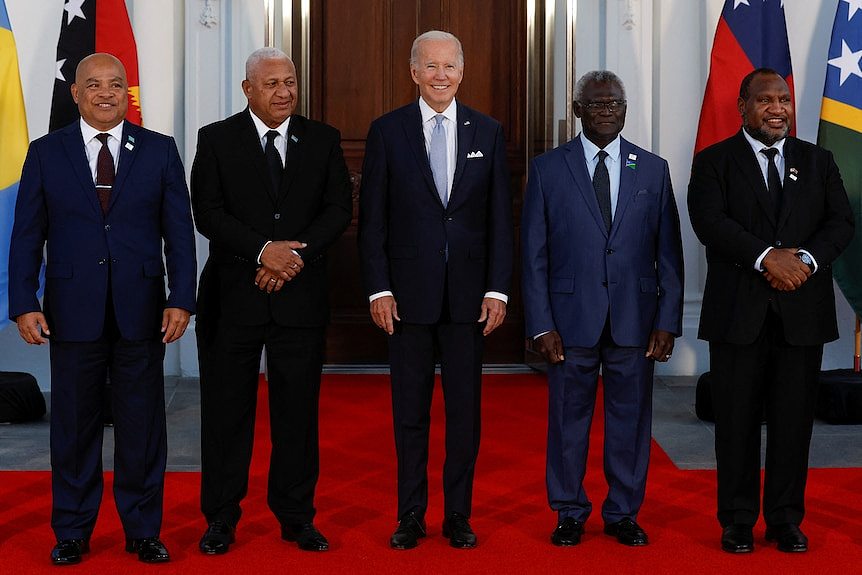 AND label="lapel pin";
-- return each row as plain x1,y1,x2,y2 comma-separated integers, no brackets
464,120,471,126
628,153,637,161
290,134,299,143
626,160,636,170
125,142,134,151
789,173,798,181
